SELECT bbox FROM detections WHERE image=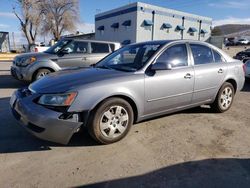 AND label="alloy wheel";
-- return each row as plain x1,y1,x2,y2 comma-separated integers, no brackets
219,86,233,110
99,105,129,139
